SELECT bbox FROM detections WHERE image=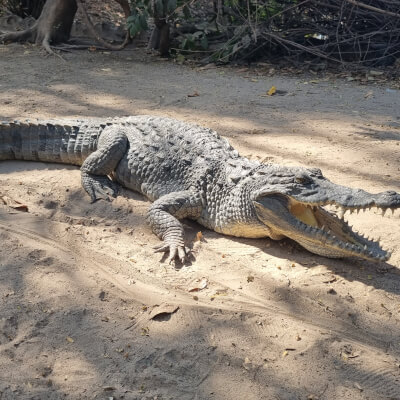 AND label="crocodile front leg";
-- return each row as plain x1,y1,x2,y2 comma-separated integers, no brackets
147,190,203,263
81,128,128,202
